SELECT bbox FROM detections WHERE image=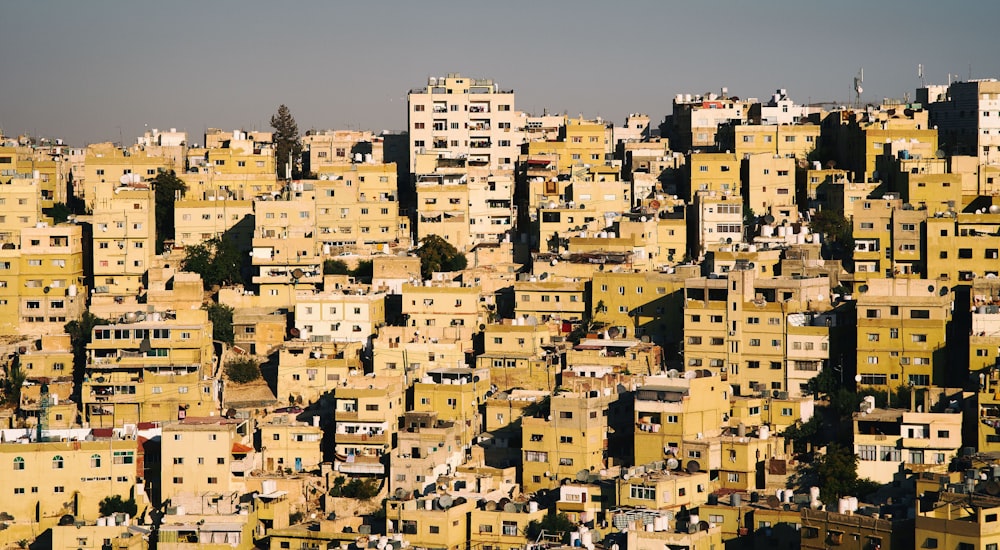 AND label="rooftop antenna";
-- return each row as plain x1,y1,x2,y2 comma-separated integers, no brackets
853,68,864,107
918,64,925,87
